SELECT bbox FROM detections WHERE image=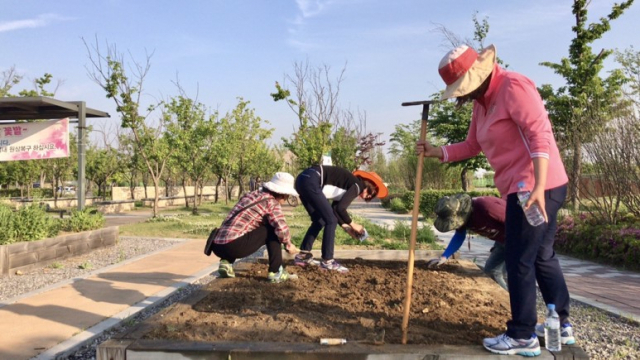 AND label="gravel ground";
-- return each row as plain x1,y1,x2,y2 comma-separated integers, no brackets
1,238,638,360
